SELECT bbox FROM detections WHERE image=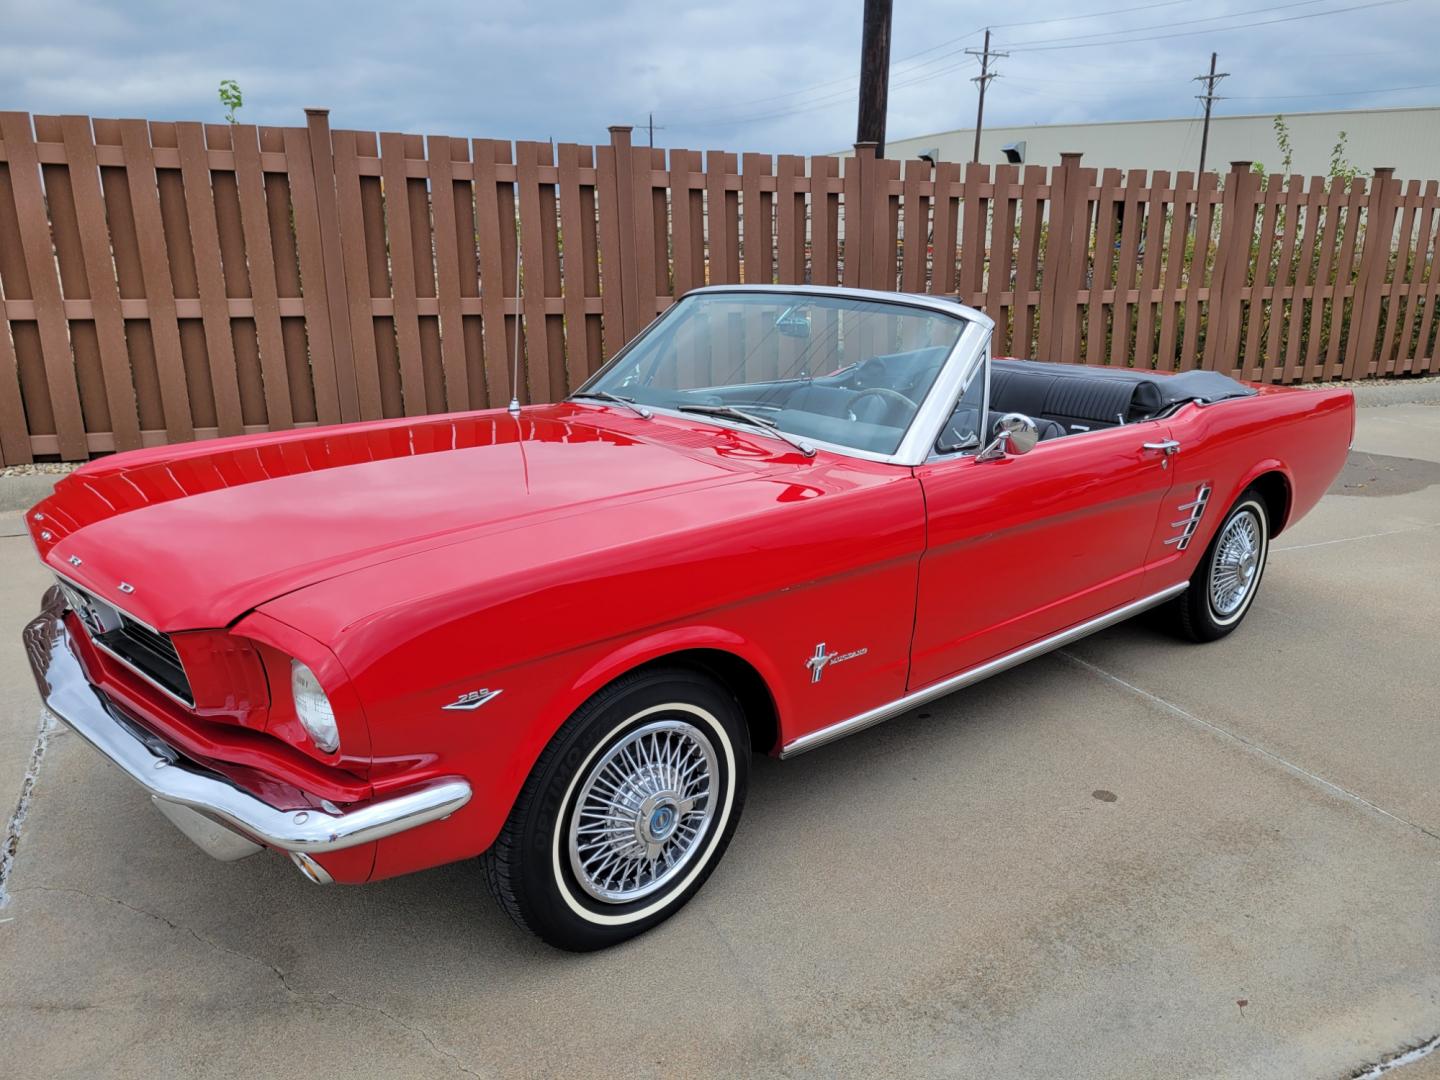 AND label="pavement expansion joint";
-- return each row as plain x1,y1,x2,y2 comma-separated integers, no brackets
0,711,56,908
1350,1032,1440,1078
1056,651,1440,844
